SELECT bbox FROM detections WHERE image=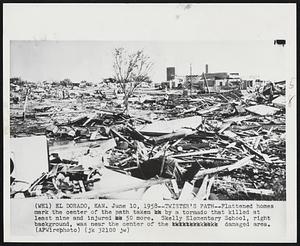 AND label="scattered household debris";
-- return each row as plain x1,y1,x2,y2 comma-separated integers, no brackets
245,105,281,116
10,80,286,200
